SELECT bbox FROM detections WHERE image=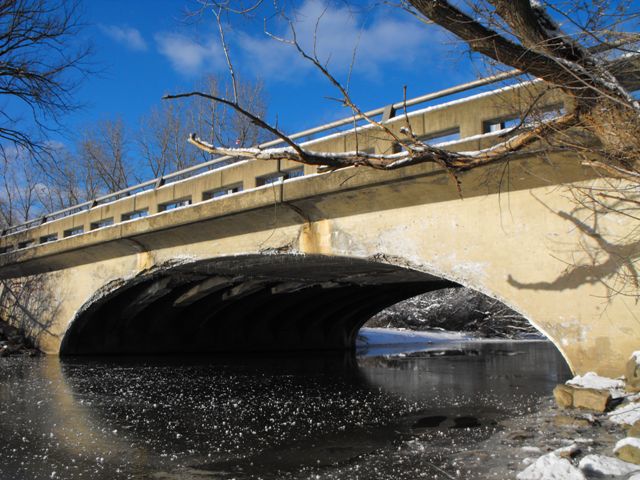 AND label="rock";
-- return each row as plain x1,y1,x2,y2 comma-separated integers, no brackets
554,384,574,408
572,388,611,412
627,352,640,392
630,420,640,437
568,372,625,391
7,342,23,353
615,437,640,465
579,454,640,476
616,445,640,465
567,372,626,400
553,443,581,459
0,318,39,356
516,453,586,480
553,415,592,428
507,430,535,441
